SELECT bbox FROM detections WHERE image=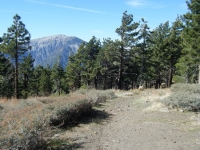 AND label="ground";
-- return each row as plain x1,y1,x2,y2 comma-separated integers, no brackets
51,89,200,150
